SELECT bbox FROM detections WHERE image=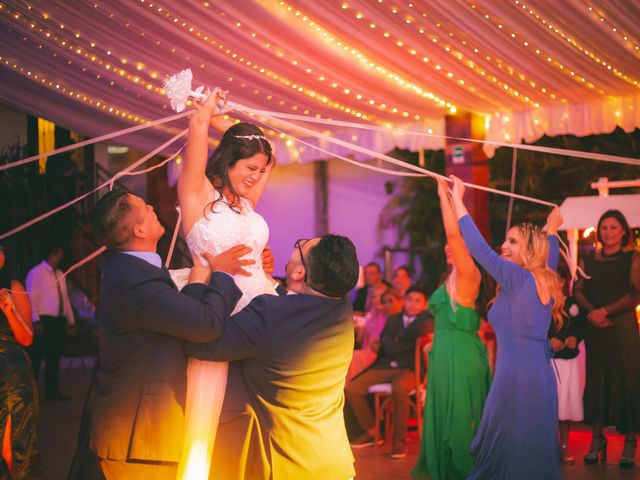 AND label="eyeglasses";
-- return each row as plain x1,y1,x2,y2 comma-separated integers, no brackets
294,238,310,283
293,238,336,297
